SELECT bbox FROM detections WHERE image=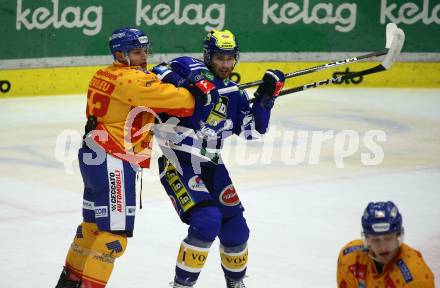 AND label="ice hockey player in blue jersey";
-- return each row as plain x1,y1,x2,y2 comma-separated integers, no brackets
151,29,285,288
